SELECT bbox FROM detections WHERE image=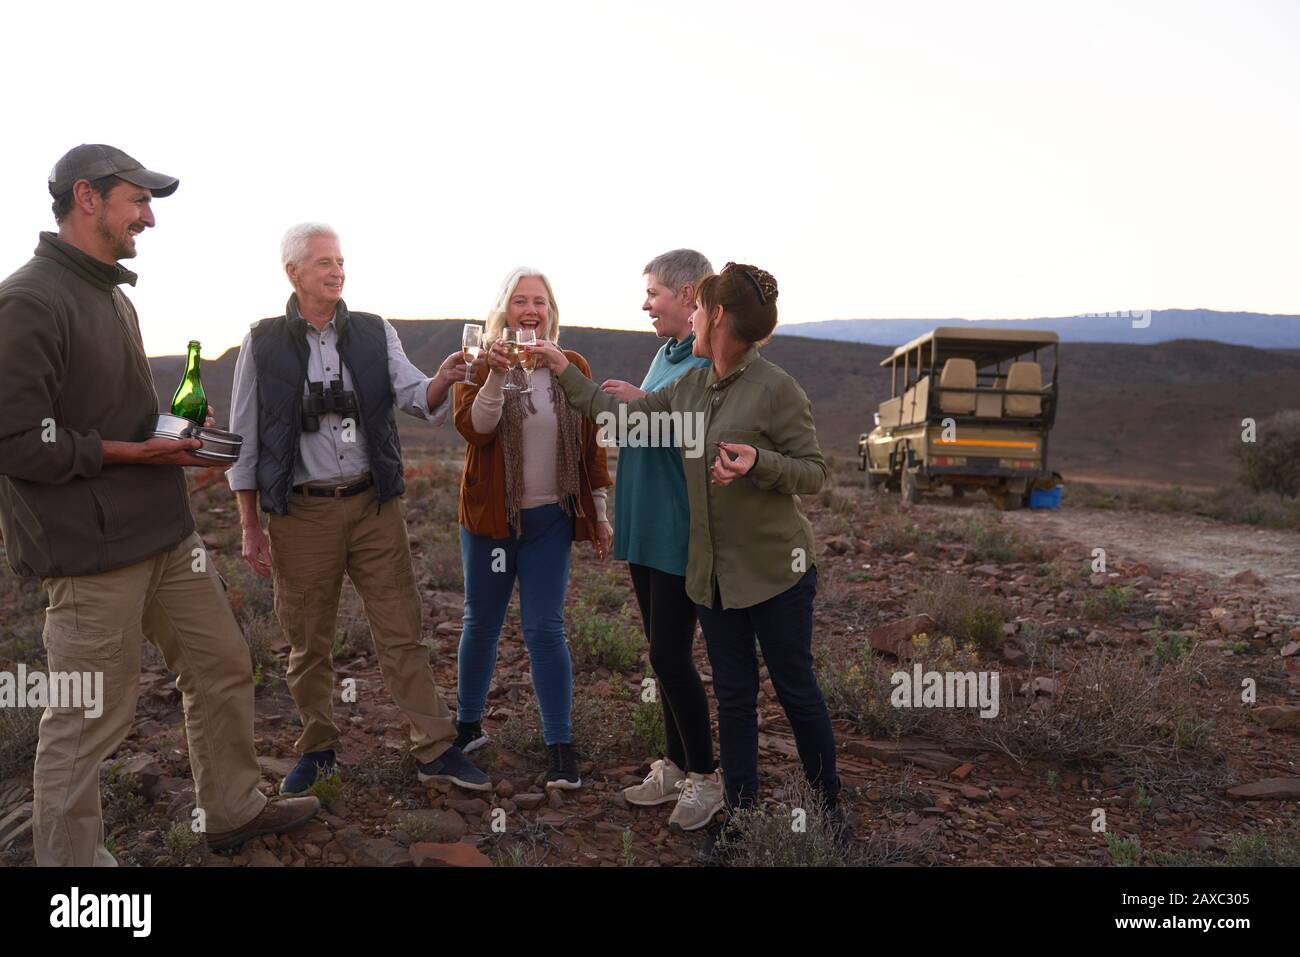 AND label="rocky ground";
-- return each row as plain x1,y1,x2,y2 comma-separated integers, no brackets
1,455,1297,867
